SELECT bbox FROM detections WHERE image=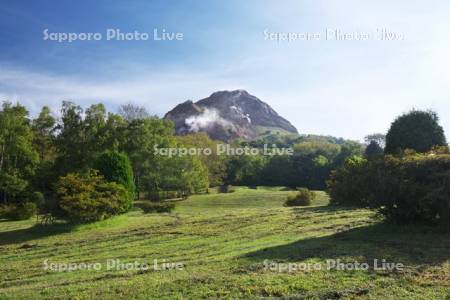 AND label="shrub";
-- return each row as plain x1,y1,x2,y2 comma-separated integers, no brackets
328,153,450,224
378,154,450,224
0,190,45,220
327,156,372,207
139,201,175,214
93,151,136,200
284,188,315,206
55,170,132,223
0,202,37,220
